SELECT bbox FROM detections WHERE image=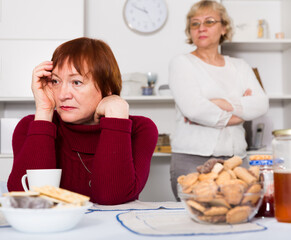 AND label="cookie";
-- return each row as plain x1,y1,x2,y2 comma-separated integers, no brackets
32,185,90,205
186,199,206,213
198,215,226,224
233,167,257,185
209,196,231,209
198,172,218,181
196,158,224,174
216,171,231,186
3,191,39,197
241,183,262,205
211,163,224,174
220,182,244,205
192,180,218,202
178,172,199,187
204,206,229,216
226,206,251,224
224,156,243,170
248,166,260,180
227,169,237,179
